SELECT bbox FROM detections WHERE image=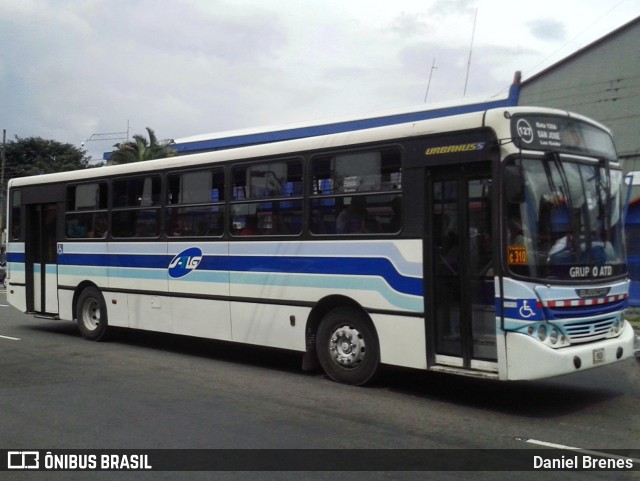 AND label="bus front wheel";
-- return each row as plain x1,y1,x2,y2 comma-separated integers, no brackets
316,307,380,385
76,287,109,341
